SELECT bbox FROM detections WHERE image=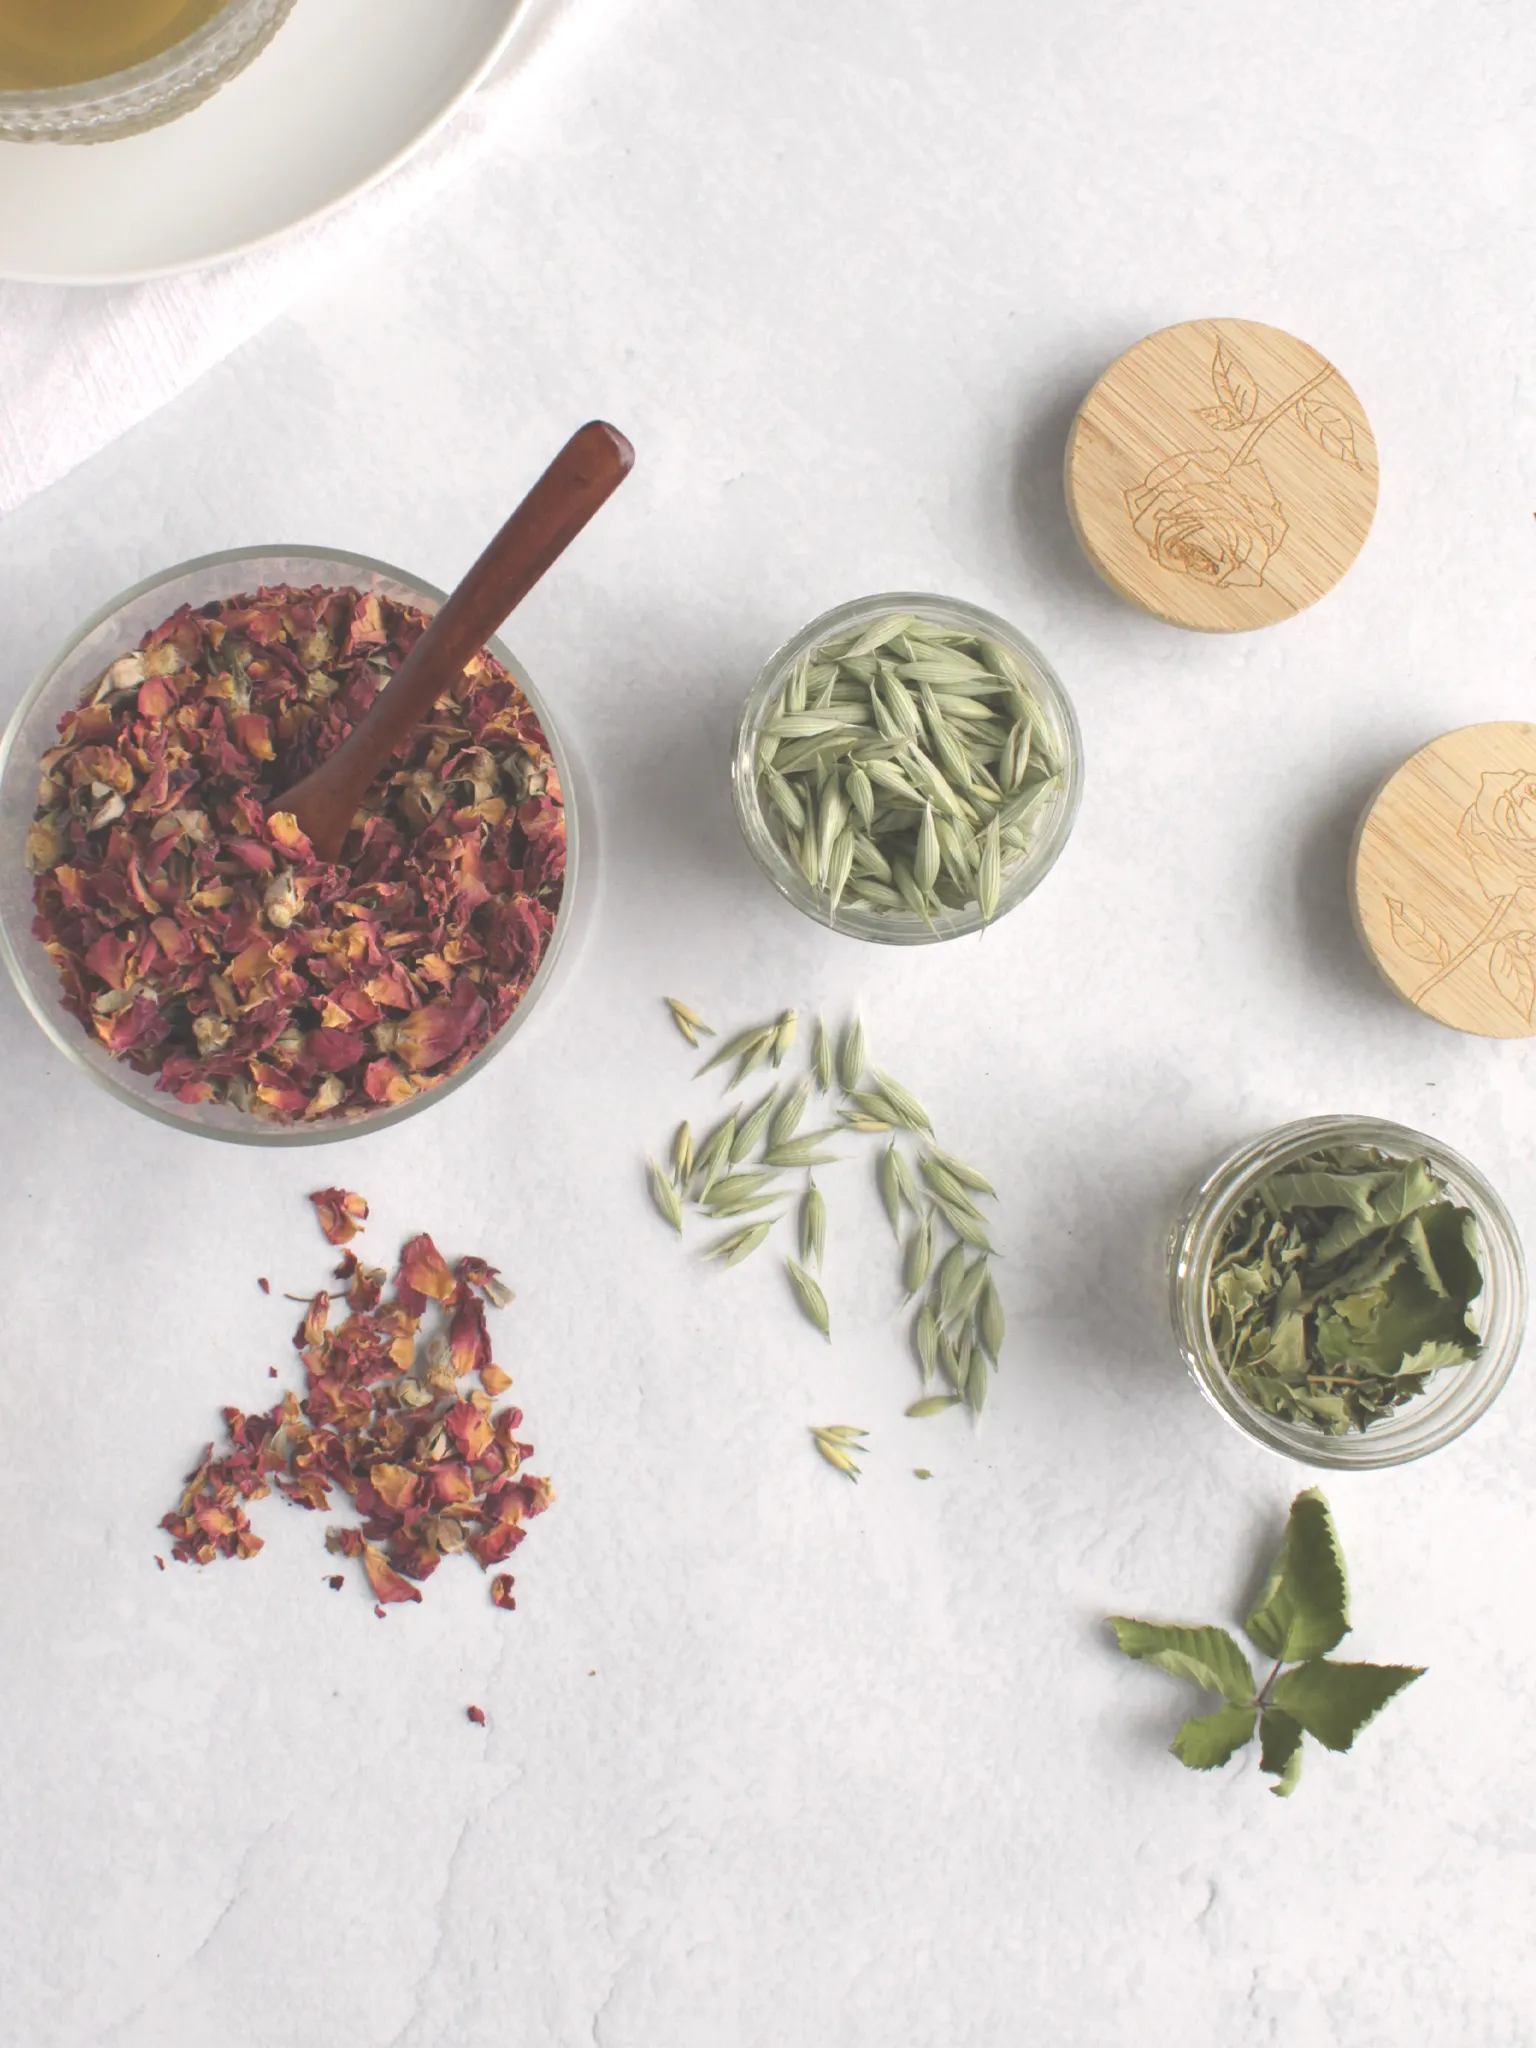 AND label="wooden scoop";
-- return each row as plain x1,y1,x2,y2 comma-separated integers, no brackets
276,420,634,861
